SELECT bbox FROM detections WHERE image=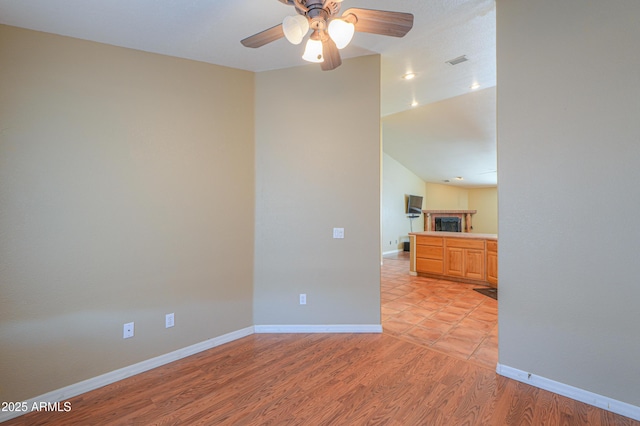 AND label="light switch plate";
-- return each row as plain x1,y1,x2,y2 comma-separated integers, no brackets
165,313,175,328
333,228,345,239
123,322,134,339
